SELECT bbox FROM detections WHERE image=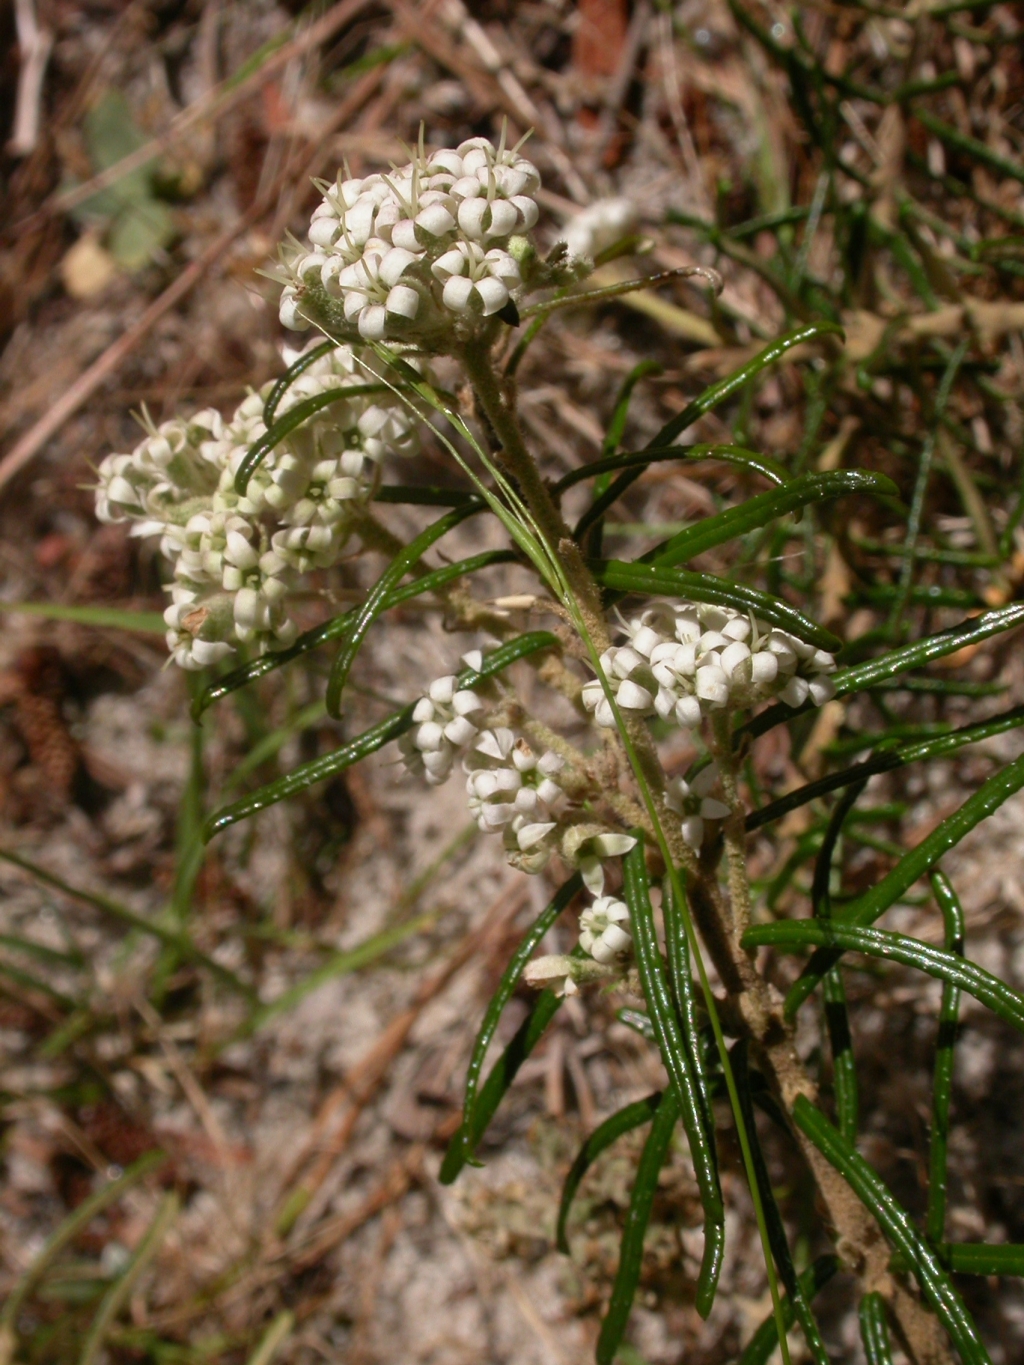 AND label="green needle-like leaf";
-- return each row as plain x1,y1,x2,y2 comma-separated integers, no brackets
193,548,515,718
440,987,564,1185
575,323,845,537
733,1041,831,1364
643,469,897,570
927,870,965,1246
457,874,582,1170
622,838,725,1316
783,749,1024,1011
792,1097,992,1365
596,1086,682,1365
746,704,1024,831
812,783,865,1146
859,1293,894,1365
744,918,1024,1034
262,340,334,427
234,385,398,495
556,1093,663,1254
555,442,788,497
591,559,840,651
738,1258,839,1365
326,503,483,716
203,632,558,838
